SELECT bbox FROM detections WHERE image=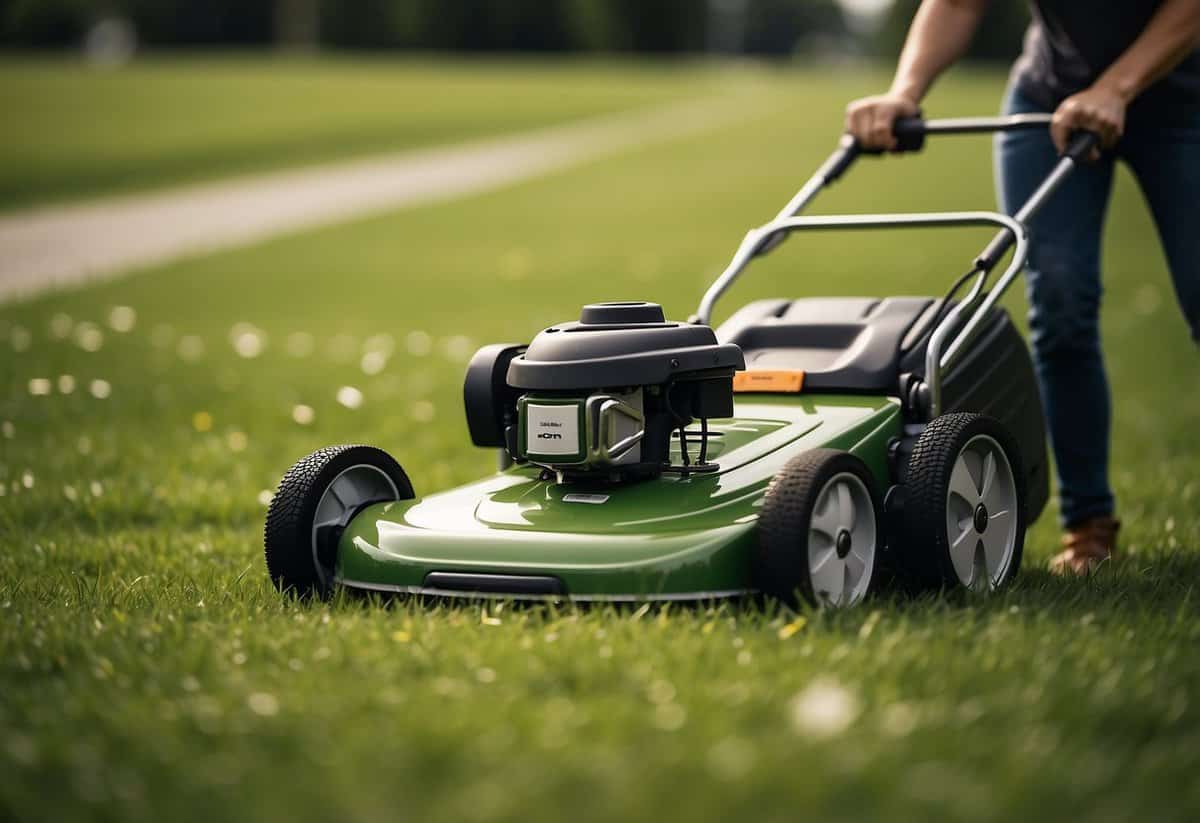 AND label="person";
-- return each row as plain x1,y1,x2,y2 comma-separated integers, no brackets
845,0,1200,575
